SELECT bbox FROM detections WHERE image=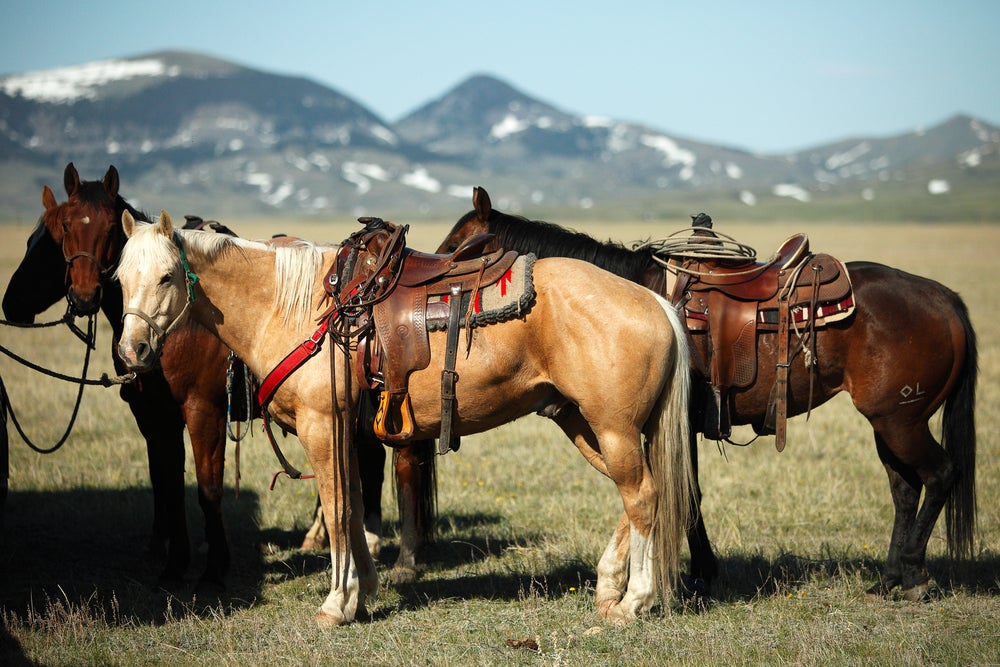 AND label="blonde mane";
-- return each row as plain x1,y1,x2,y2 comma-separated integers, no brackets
119,223,330,327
